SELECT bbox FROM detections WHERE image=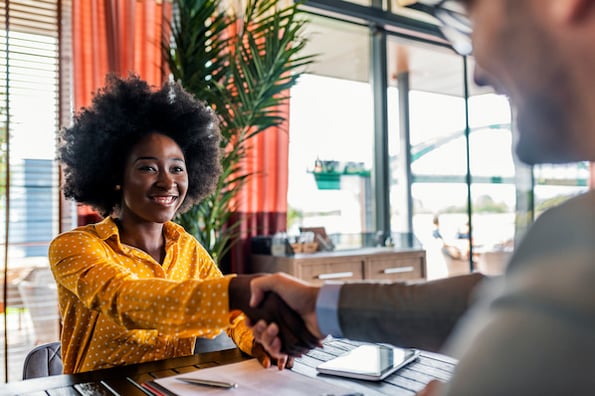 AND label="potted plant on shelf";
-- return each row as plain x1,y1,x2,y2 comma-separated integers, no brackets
165,0,314,264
